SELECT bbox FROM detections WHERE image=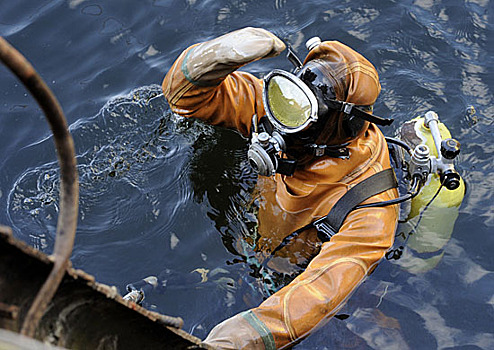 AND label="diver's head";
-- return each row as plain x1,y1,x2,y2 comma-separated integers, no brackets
262,40,387,165
250,38,392,176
